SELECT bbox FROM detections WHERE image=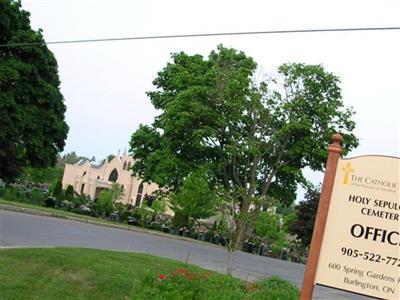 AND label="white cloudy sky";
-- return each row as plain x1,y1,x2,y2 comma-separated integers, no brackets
22,0,400,190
